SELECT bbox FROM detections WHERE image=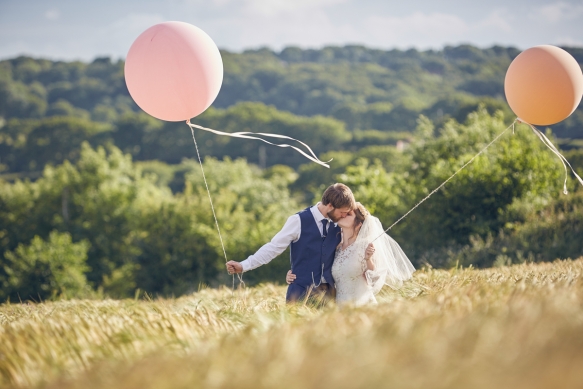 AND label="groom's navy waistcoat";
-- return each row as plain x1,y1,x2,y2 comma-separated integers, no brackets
288,207,341,299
